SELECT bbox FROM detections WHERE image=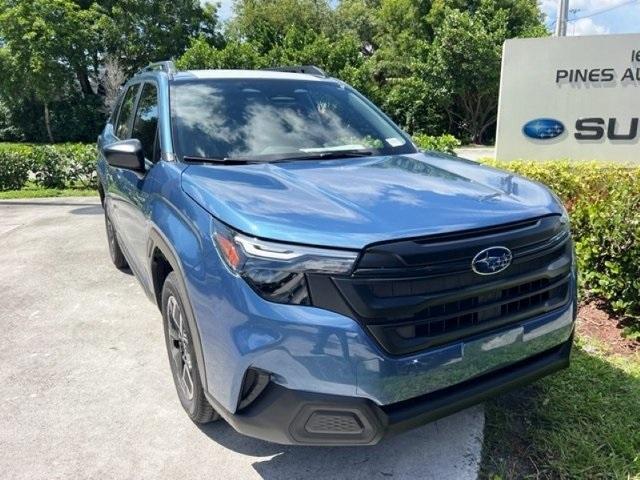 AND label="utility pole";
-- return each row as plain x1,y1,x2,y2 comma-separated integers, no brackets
555,0,569,36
